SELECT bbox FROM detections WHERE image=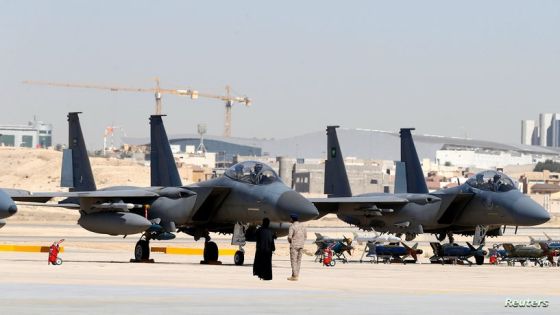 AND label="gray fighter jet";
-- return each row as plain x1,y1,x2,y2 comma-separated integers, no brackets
0,189,18,228
310,126,550,244
12,113,318,265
